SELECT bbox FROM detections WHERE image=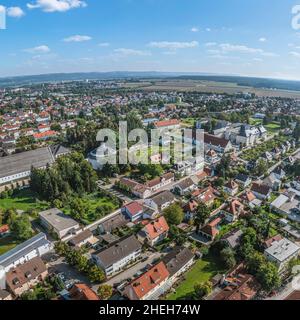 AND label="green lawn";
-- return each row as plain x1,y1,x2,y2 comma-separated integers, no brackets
166,253,226,300
0,236,19,255
265,122,281,132
0,189,49,212
249,118,263,126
